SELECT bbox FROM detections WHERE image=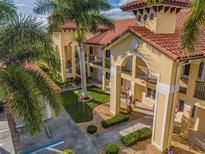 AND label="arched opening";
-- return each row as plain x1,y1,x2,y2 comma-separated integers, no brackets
119,53,158,115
